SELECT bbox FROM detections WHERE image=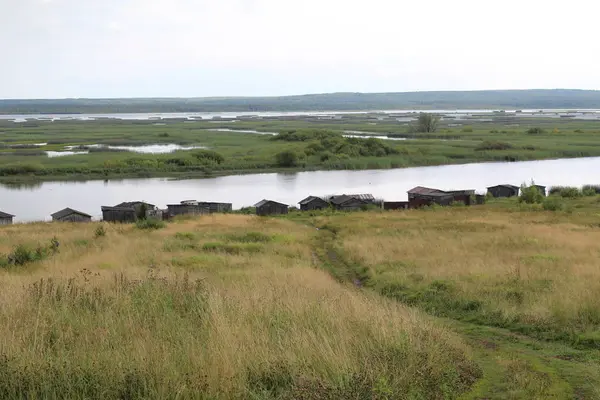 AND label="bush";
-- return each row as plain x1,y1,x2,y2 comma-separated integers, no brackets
476,141,513,151
94,225,106,238
550,186,582,198
461,126,474,133
582,185,600,195
543,197,564,211
275,150,299,167
411,113,439,133
526,127,545,135
519,183,544,204
5,244,48,266
192,149,225,164
136,218,166,230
